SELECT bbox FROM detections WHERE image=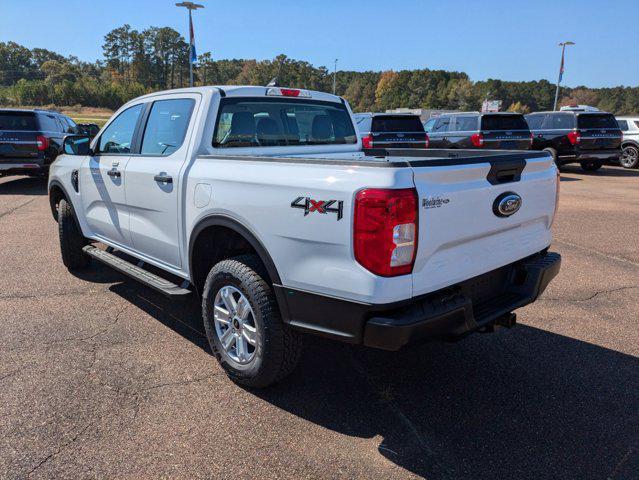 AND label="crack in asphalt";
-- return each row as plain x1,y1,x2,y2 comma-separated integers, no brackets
540,285,639,303
25,423,93,478
38,303,130,348
0,369,19,382
0,289,100,300
606,445,636,480
0,197,36,221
